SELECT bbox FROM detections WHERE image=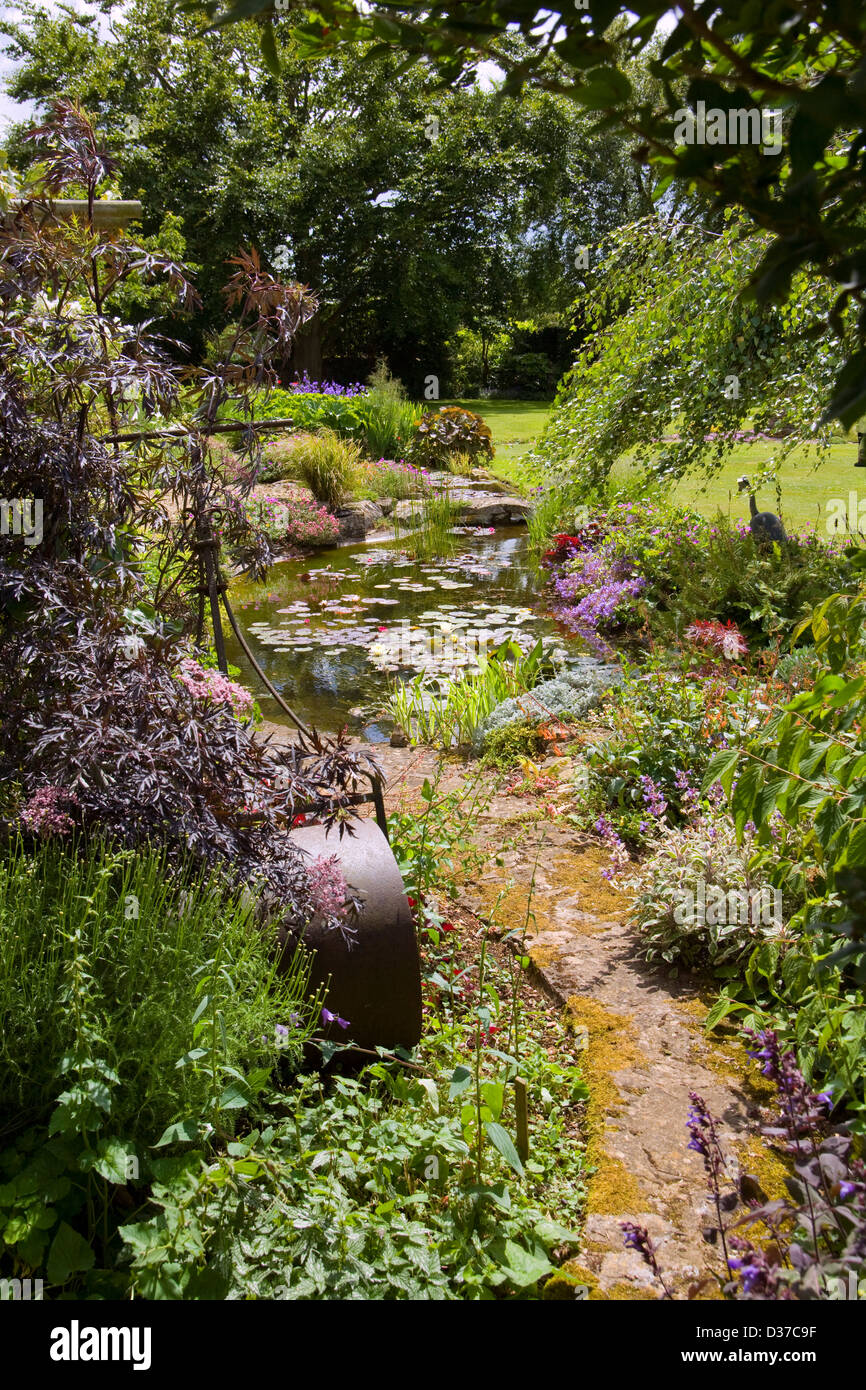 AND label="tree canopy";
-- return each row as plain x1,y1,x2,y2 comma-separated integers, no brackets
2,0,652,385
188,0,866,423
